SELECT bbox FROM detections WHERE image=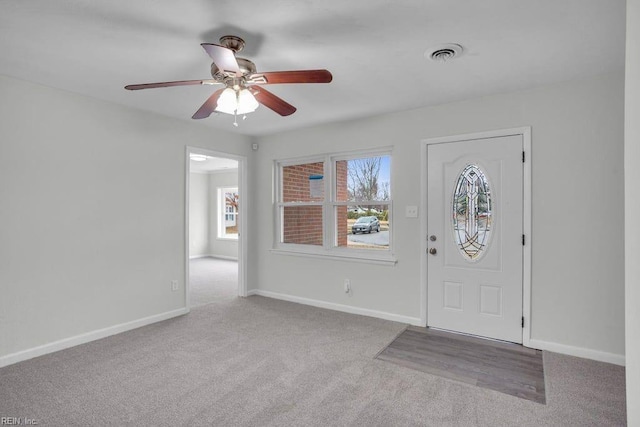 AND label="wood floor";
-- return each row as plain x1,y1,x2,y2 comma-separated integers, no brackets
376,326,546,404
